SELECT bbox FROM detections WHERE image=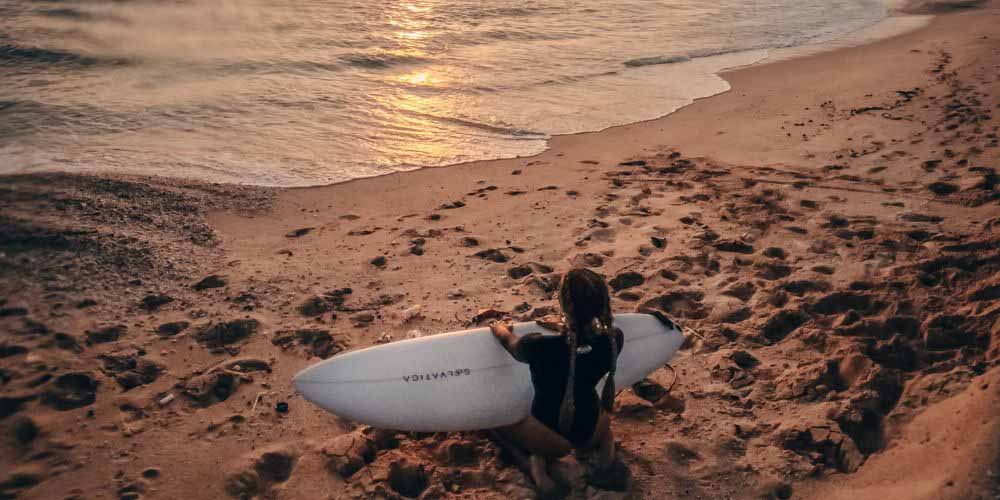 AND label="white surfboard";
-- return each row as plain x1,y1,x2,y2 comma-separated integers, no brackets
293,313,683,432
